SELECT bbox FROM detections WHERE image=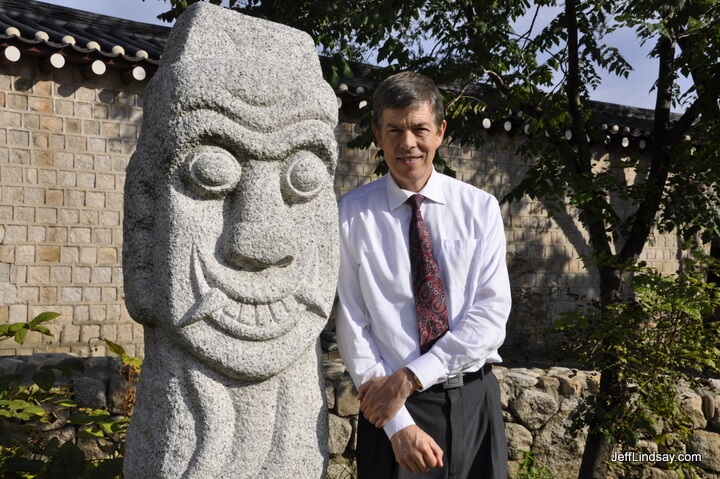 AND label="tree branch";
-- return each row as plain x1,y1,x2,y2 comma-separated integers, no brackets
620,35,675,263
